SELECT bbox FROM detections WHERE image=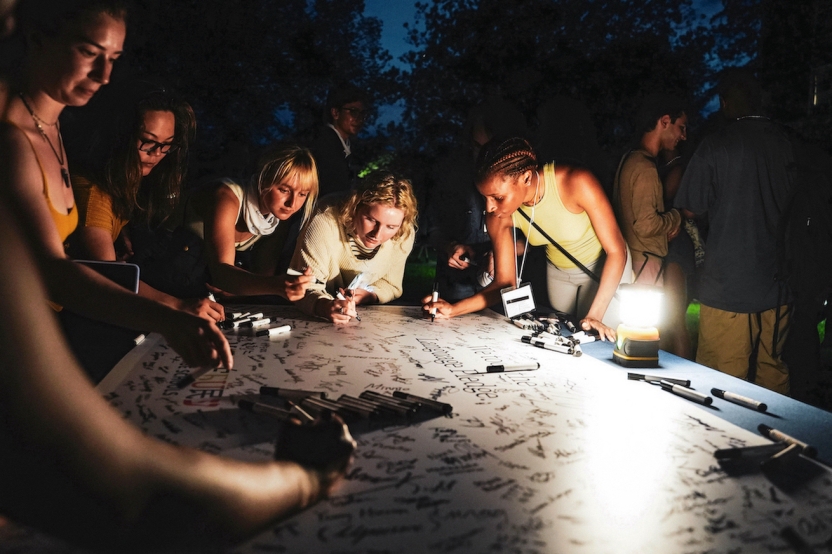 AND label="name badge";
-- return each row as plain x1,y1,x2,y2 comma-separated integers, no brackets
500,282,536,320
